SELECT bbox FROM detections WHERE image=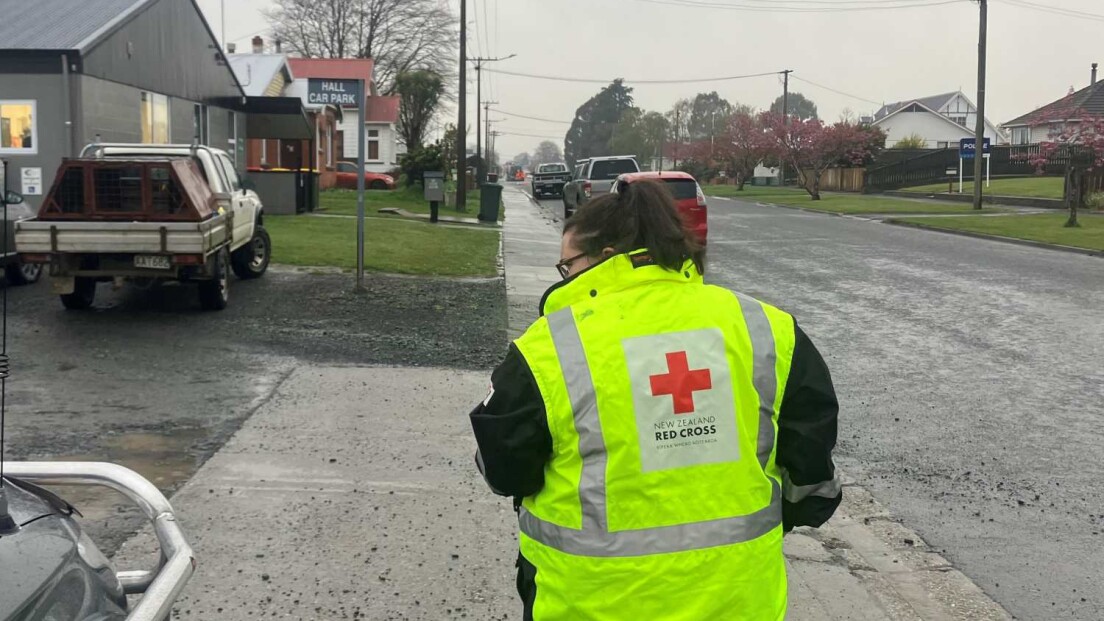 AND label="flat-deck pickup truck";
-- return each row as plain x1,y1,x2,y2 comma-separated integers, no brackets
15,143,271,311
530,162,571,199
